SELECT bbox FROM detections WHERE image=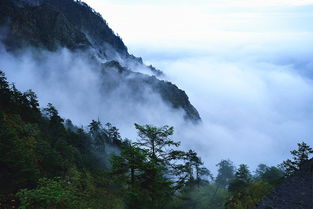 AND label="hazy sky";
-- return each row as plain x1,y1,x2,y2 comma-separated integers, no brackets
79,0,313,171
84,0,313,48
